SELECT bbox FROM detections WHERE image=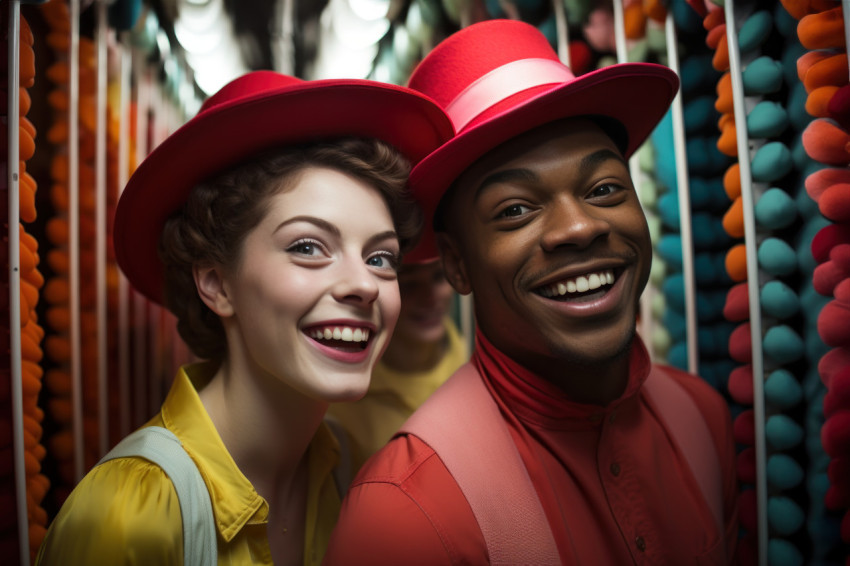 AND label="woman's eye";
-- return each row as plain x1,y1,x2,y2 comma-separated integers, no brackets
366,252,399,270
497,203,530,218
287,239,323,256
